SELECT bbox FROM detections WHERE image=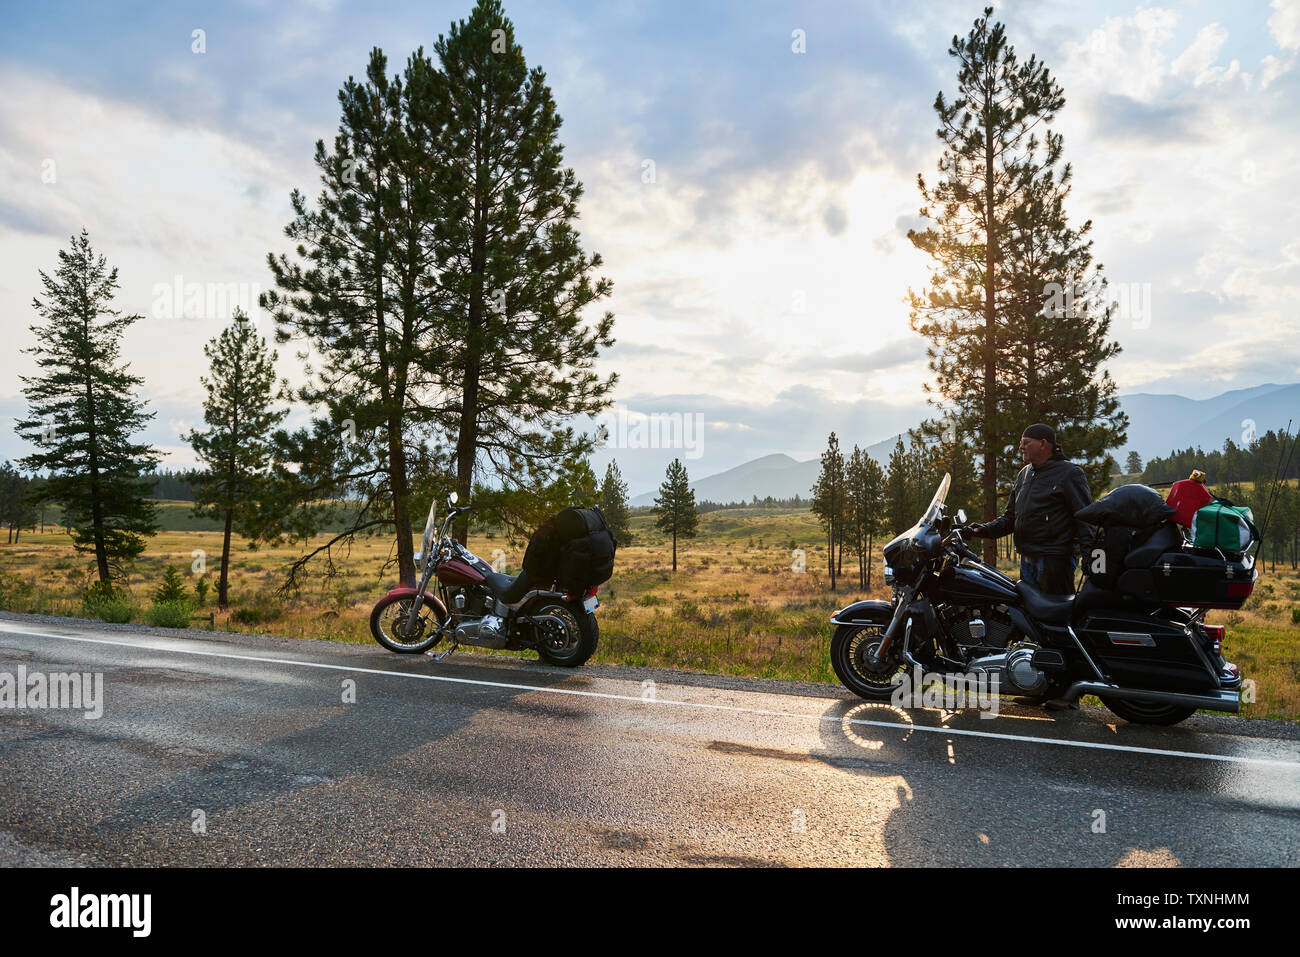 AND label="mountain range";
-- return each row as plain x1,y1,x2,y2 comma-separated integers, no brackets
628,383,1300,506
